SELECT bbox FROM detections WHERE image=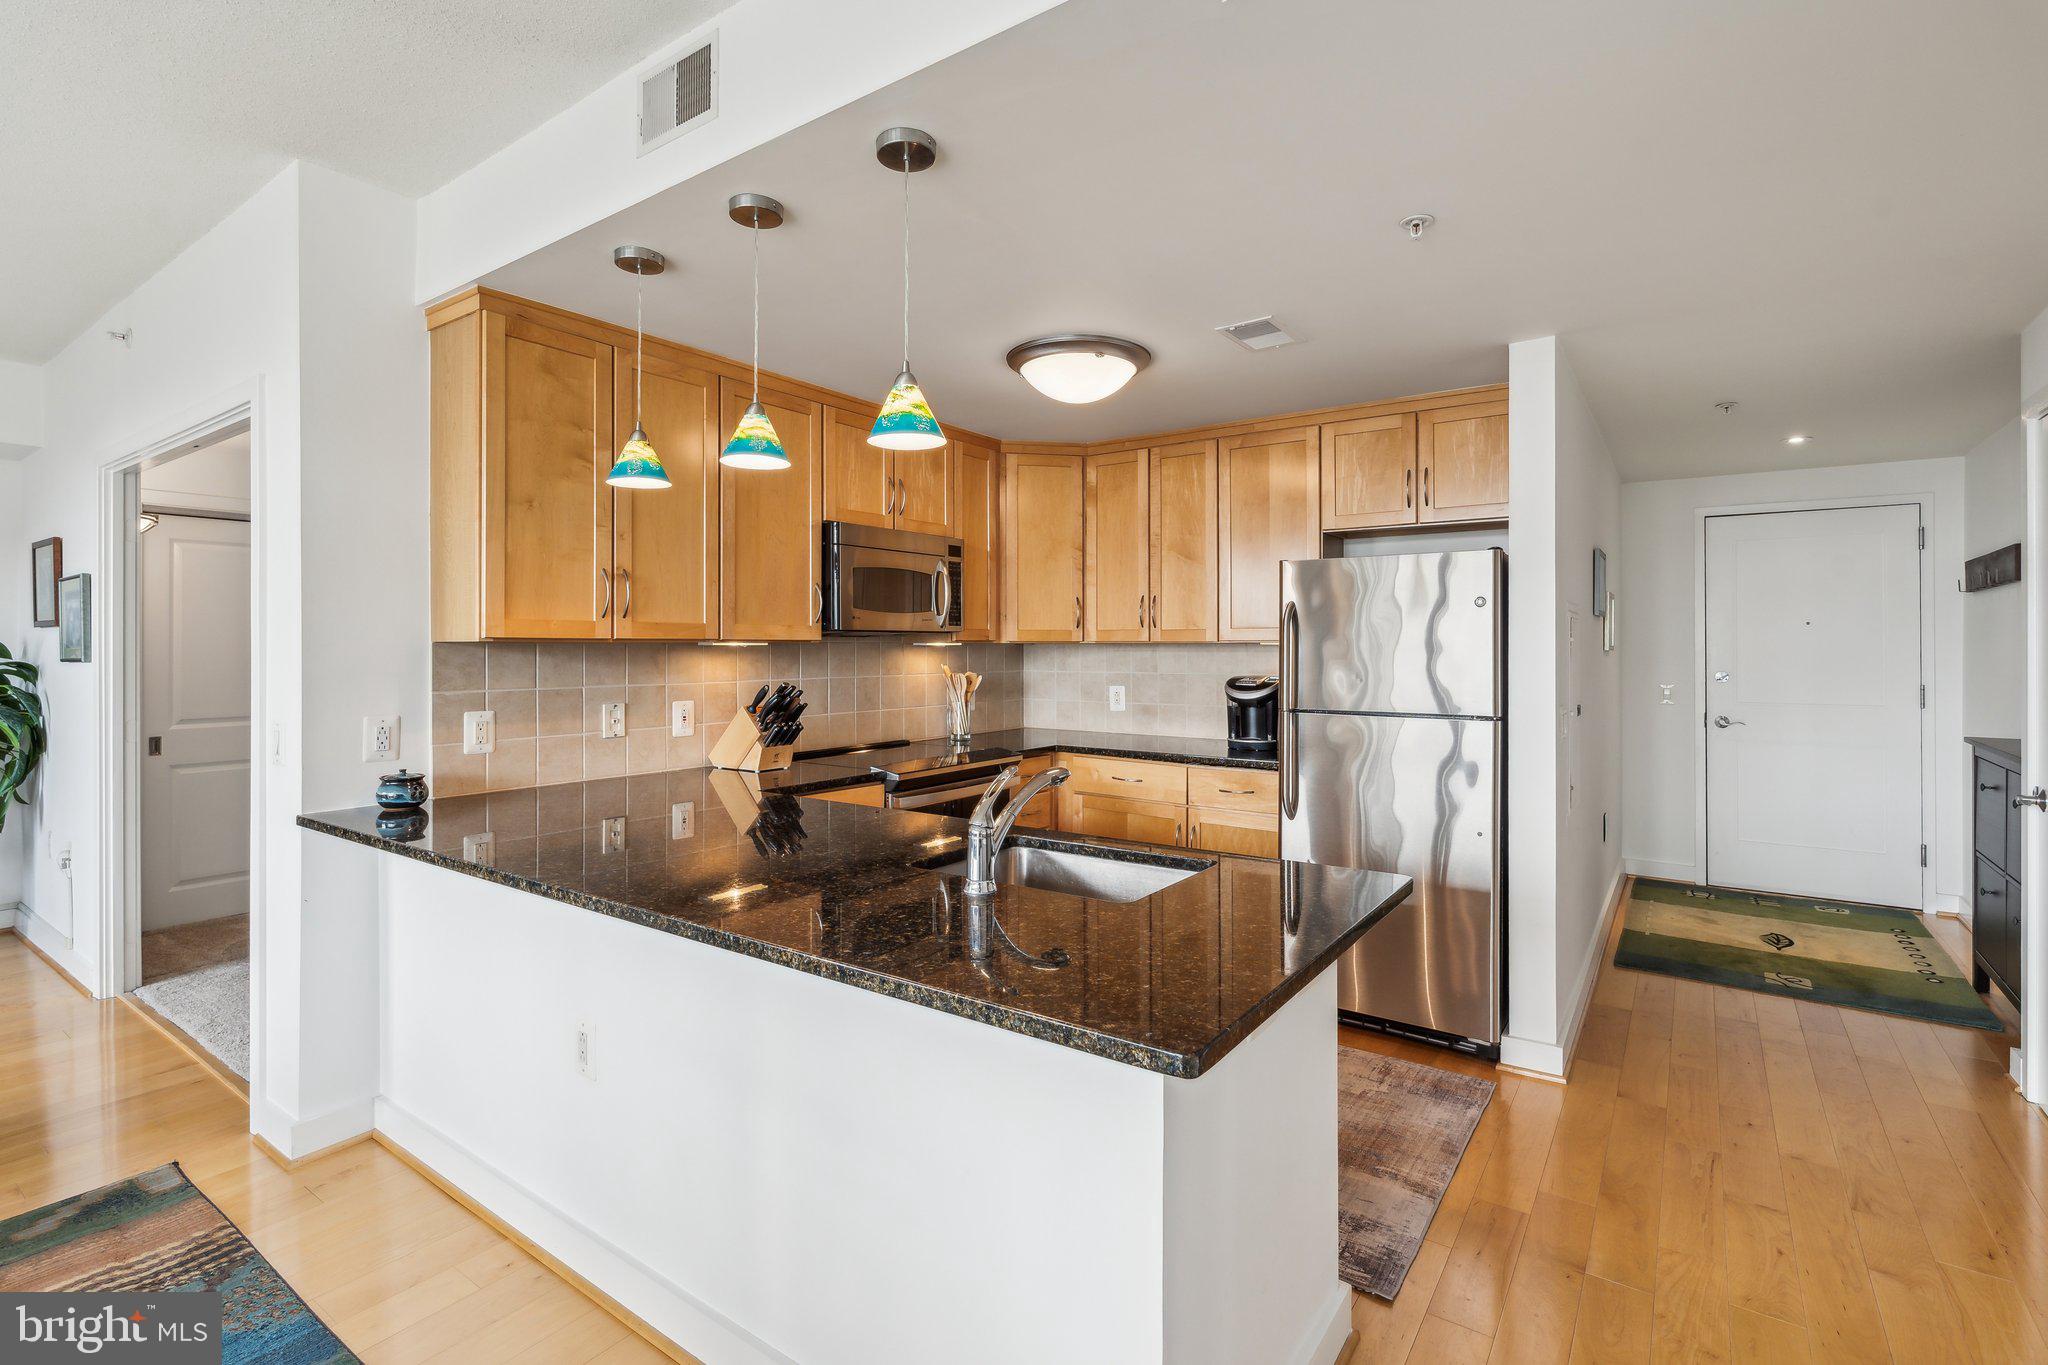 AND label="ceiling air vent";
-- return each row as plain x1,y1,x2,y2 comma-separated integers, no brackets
638,33,718,156
1216,316,1297,351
